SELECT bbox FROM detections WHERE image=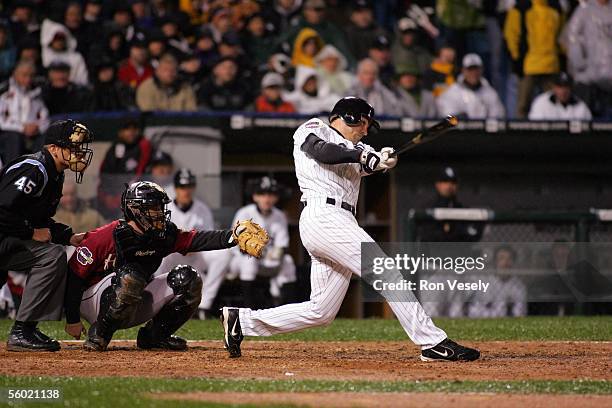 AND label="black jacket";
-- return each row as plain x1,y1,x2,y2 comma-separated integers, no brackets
418,195,483,242
0,148,72,246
